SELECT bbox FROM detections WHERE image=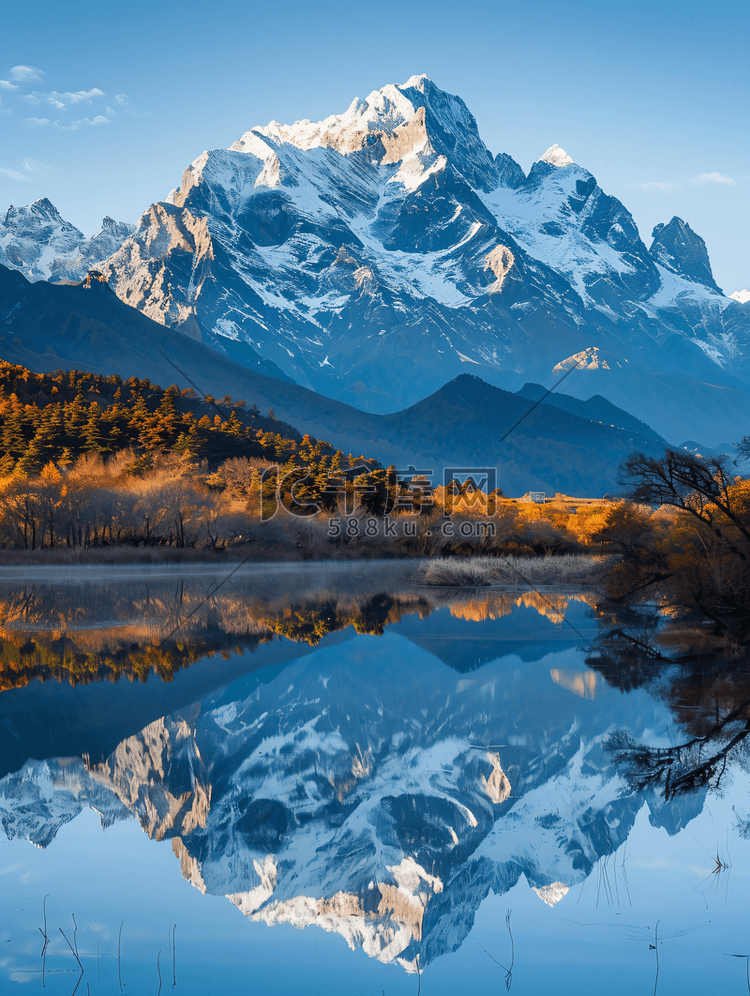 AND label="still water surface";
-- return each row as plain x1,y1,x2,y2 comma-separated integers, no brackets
0,561,748,995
